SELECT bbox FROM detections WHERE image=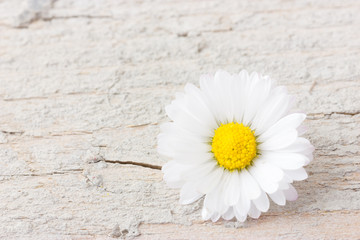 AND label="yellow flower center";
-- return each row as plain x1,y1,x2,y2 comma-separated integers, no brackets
211,122,257,171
